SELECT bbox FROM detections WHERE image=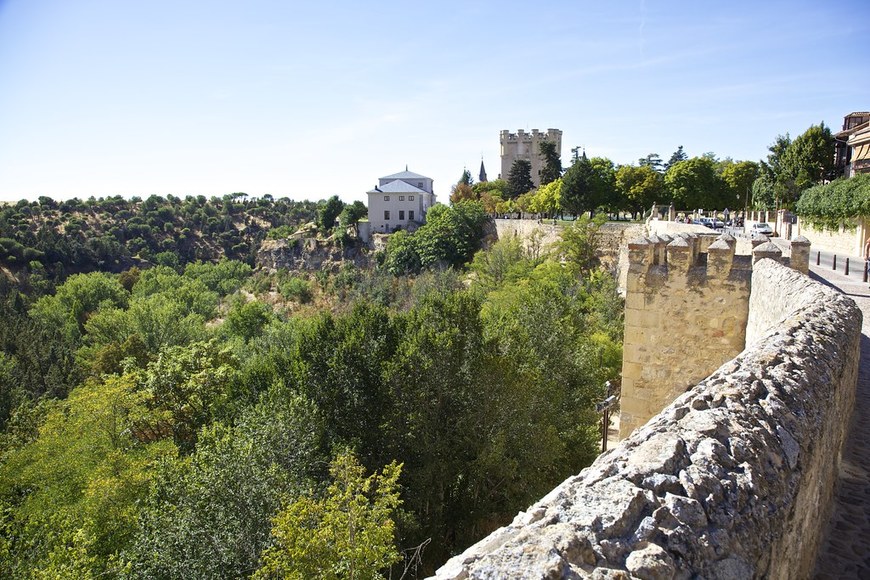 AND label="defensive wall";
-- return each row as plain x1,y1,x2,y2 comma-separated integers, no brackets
432,233,861,578
618,233,810,437
492,218,645,281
